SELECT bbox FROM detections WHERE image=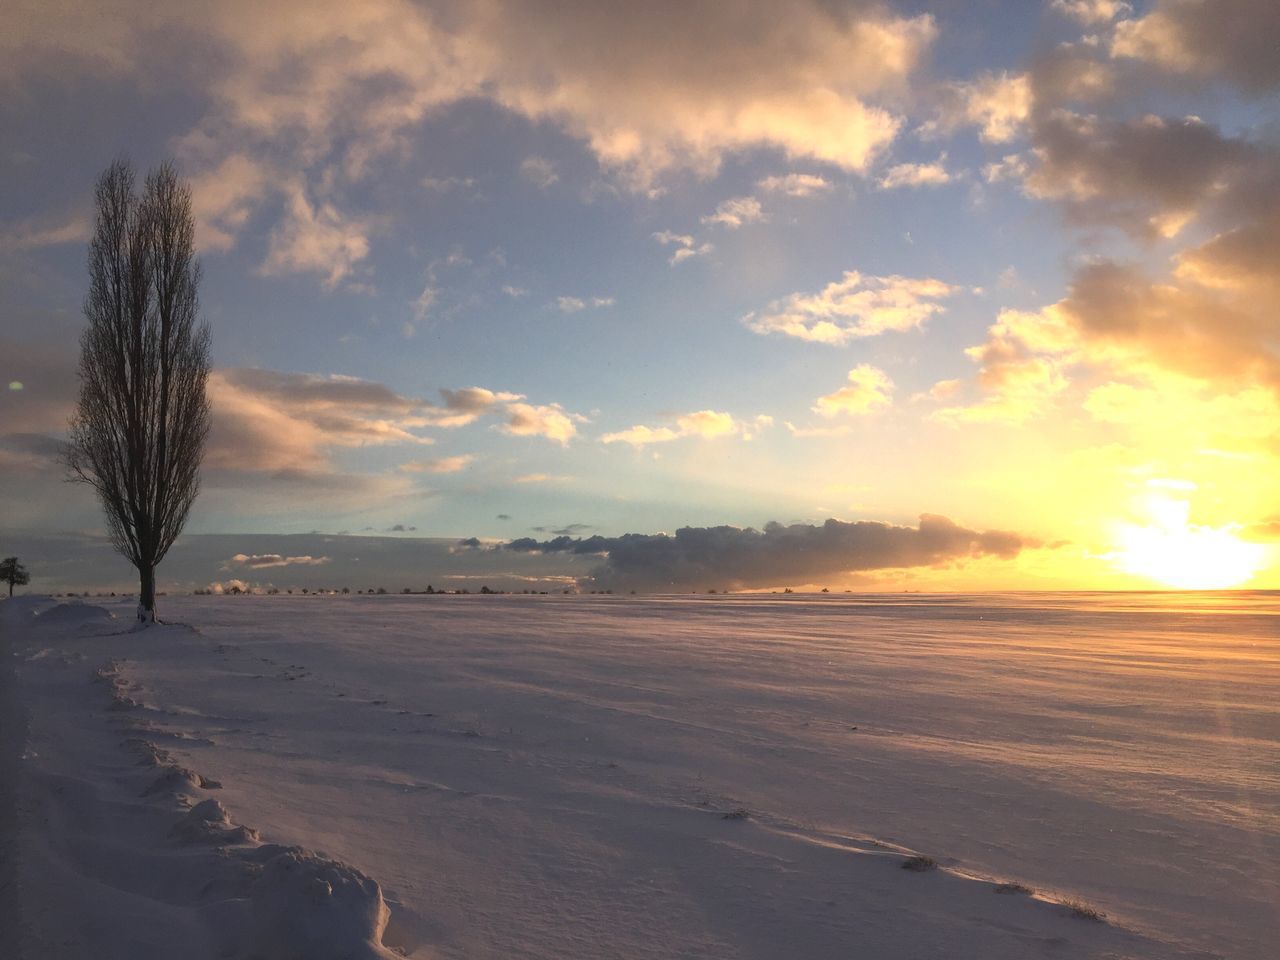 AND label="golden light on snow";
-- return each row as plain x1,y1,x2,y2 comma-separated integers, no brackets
1110,496,1267,590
